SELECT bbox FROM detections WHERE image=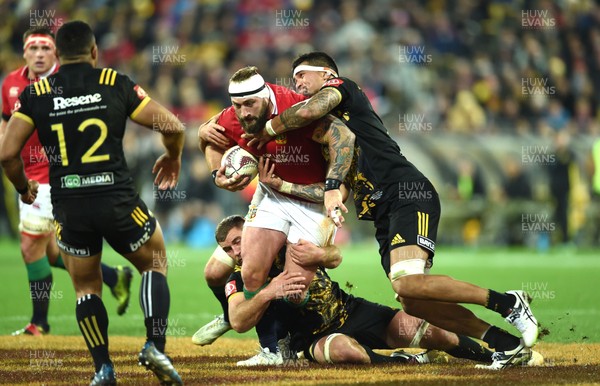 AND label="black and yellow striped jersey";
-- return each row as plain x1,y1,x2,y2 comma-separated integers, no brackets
14,62,150,198
322,77,426,190
226,247,355,336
